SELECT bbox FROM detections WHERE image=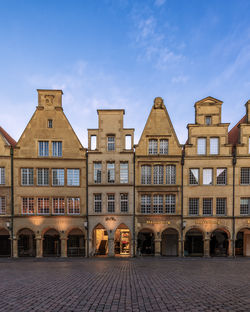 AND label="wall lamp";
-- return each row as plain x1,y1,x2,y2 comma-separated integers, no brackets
84,221,88,230
182,221,187,230
6,221,11,230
